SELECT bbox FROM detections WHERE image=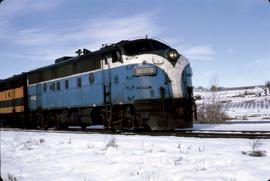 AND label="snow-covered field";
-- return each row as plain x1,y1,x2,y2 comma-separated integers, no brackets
1,130,270,181
195,87,270,120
